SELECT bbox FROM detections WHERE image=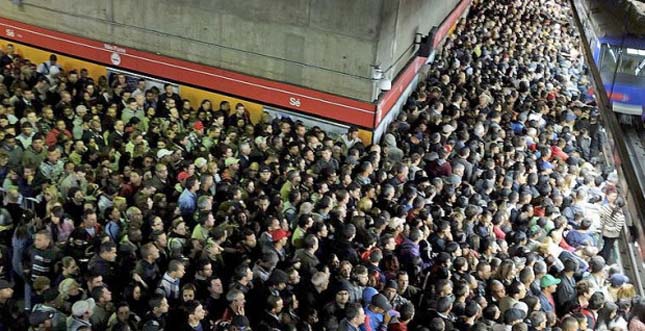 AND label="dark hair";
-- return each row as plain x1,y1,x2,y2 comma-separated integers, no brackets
345,302,362,320
483,304,499,320
399,302,415,322
195,258,211,272
184,176,198,190
184,300,201,316
168,259,184,273
523,295,540,312
428,317,445,331
99,241,116,255
266,295,282,310
91,286,107,301
588,291,605,310
303,234,317,250
437,296,453,313
83,209,96,220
